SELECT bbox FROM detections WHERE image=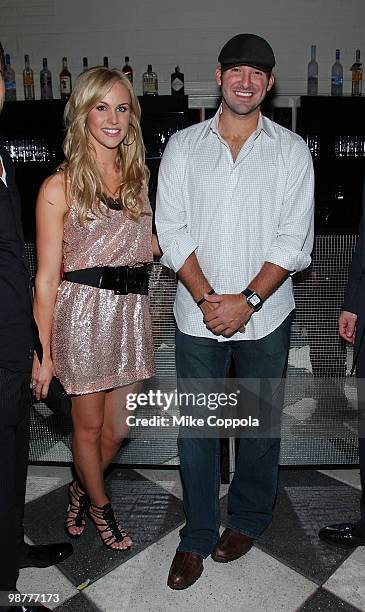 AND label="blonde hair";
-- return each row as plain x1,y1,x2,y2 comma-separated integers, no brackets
63,66,149,225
